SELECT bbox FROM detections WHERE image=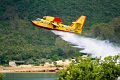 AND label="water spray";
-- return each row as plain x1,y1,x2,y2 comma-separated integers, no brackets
52,31,120,58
